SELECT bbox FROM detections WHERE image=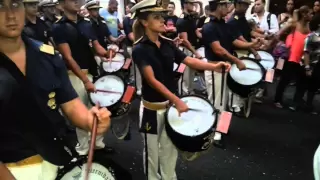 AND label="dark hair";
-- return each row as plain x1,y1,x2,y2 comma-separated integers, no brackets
169,1,175,7
127,2,135,8
208,2,218,11
255,0,265,4
310,13,320,31
204,5,209,11
297,5,310,20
